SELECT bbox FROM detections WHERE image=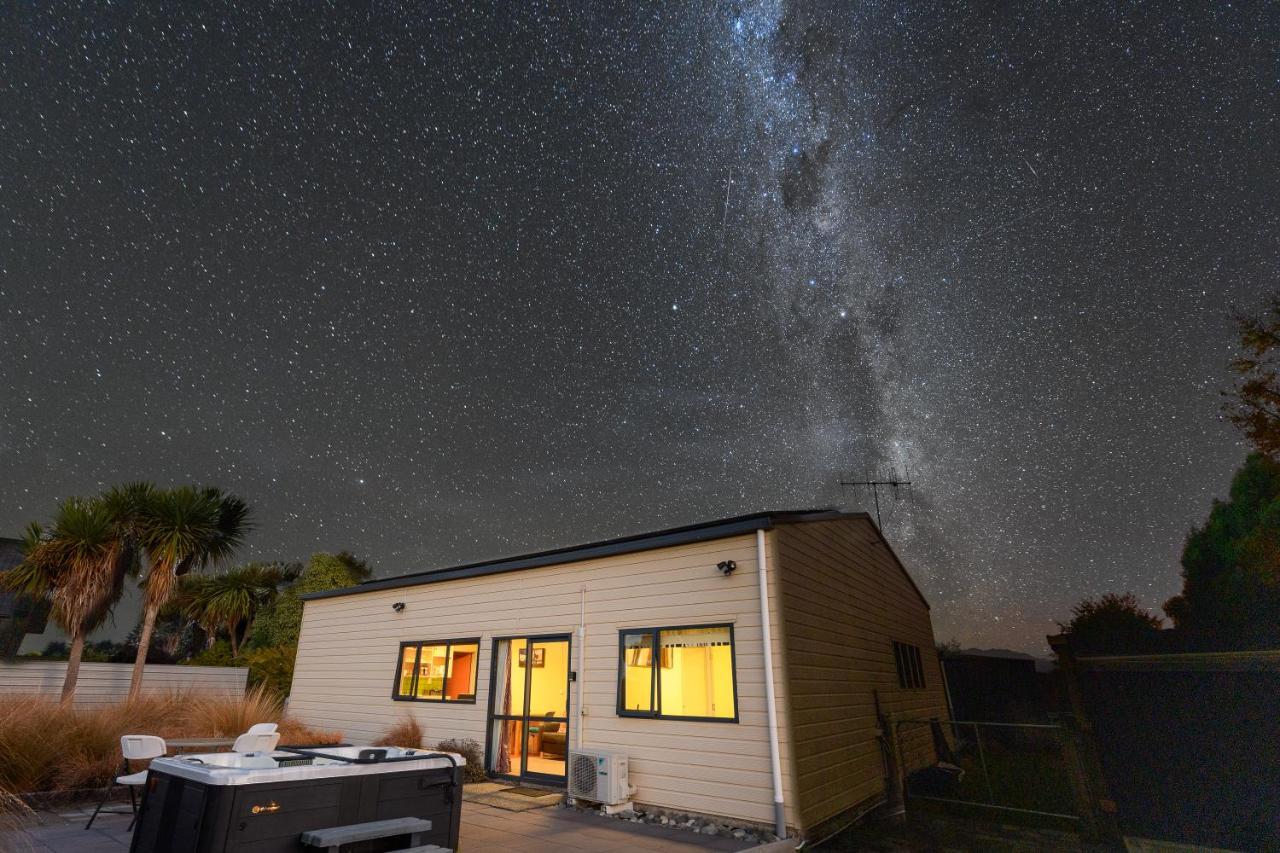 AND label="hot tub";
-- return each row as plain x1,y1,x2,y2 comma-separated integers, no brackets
128,746,463,853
